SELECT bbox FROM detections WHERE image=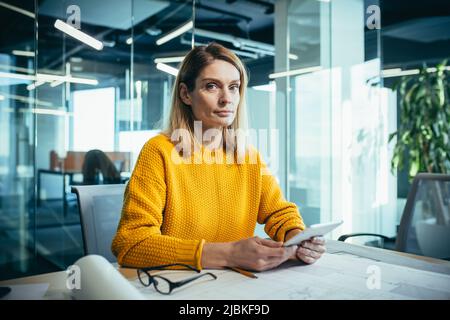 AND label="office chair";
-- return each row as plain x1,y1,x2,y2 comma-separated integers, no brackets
338,173,450,260
71,184,127,262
